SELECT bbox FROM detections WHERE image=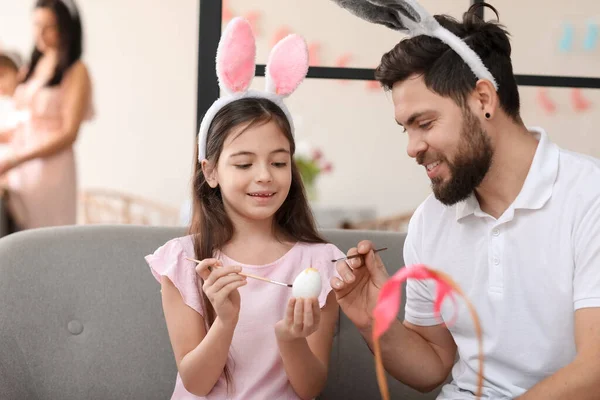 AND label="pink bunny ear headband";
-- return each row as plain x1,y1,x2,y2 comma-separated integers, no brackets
331,0,498,91
197,17,309,161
